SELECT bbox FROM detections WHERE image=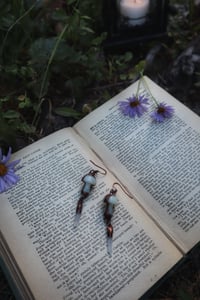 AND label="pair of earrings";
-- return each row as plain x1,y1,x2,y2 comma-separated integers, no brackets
74,161,133,256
